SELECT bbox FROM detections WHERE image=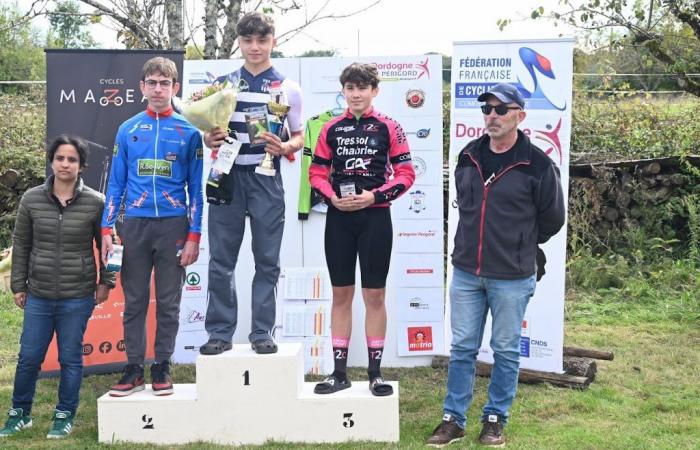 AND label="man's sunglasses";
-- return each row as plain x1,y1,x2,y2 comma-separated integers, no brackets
480,104,521,115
